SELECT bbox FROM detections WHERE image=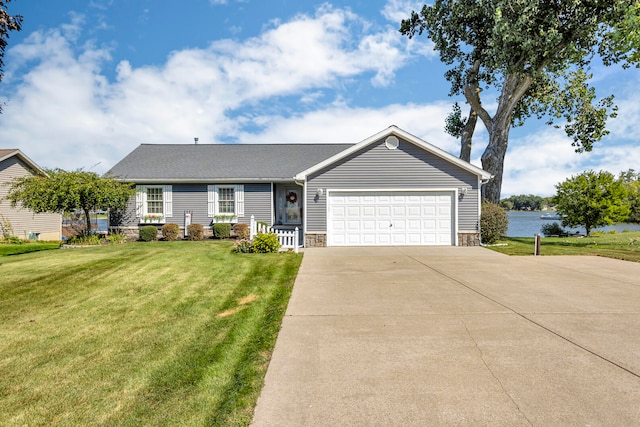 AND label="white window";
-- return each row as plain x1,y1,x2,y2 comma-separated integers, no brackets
208,185,244,220
135,185,172,222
